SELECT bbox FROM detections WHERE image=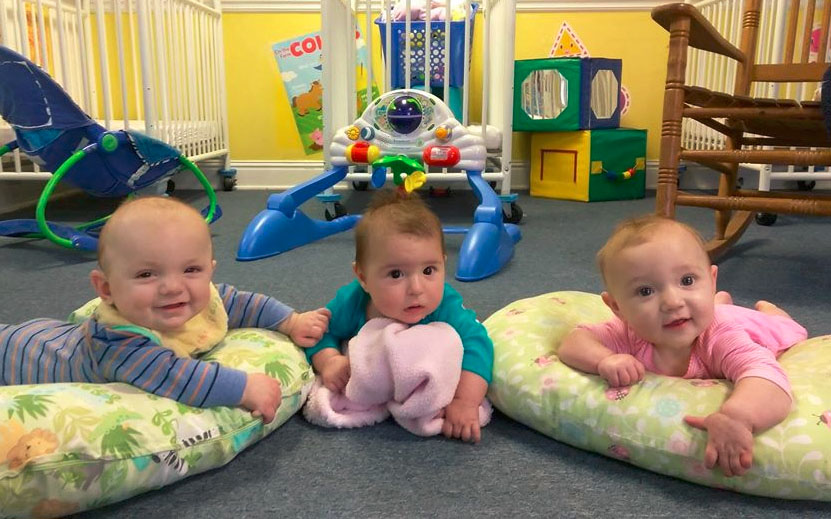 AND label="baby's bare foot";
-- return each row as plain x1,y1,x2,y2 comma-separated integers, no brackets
714,291,733,305
755,300,792,319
